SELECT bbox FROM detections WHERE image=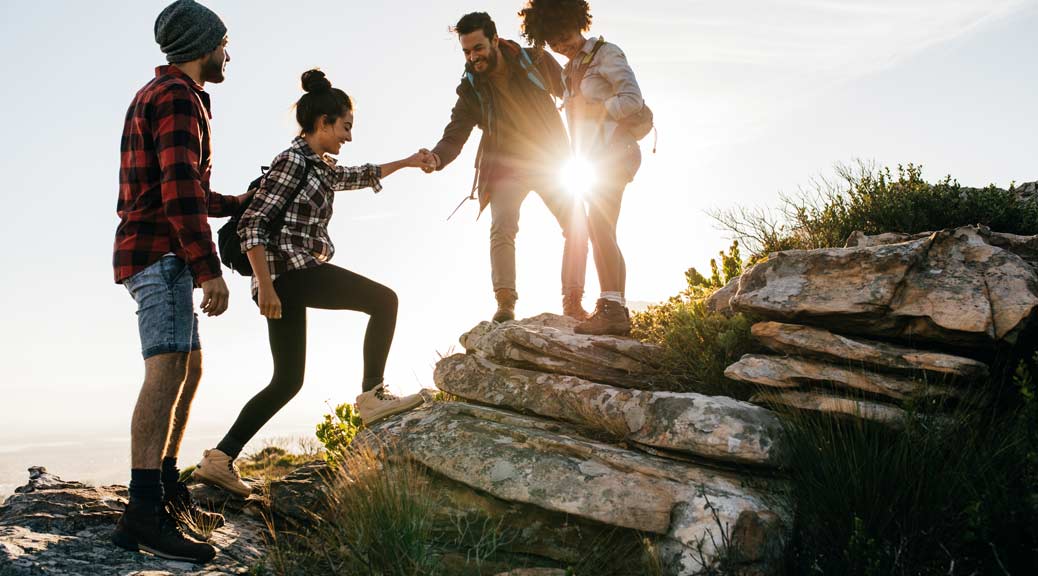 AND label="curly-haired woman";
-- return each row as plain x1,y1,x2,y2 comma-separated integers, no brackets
520,0,646,336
